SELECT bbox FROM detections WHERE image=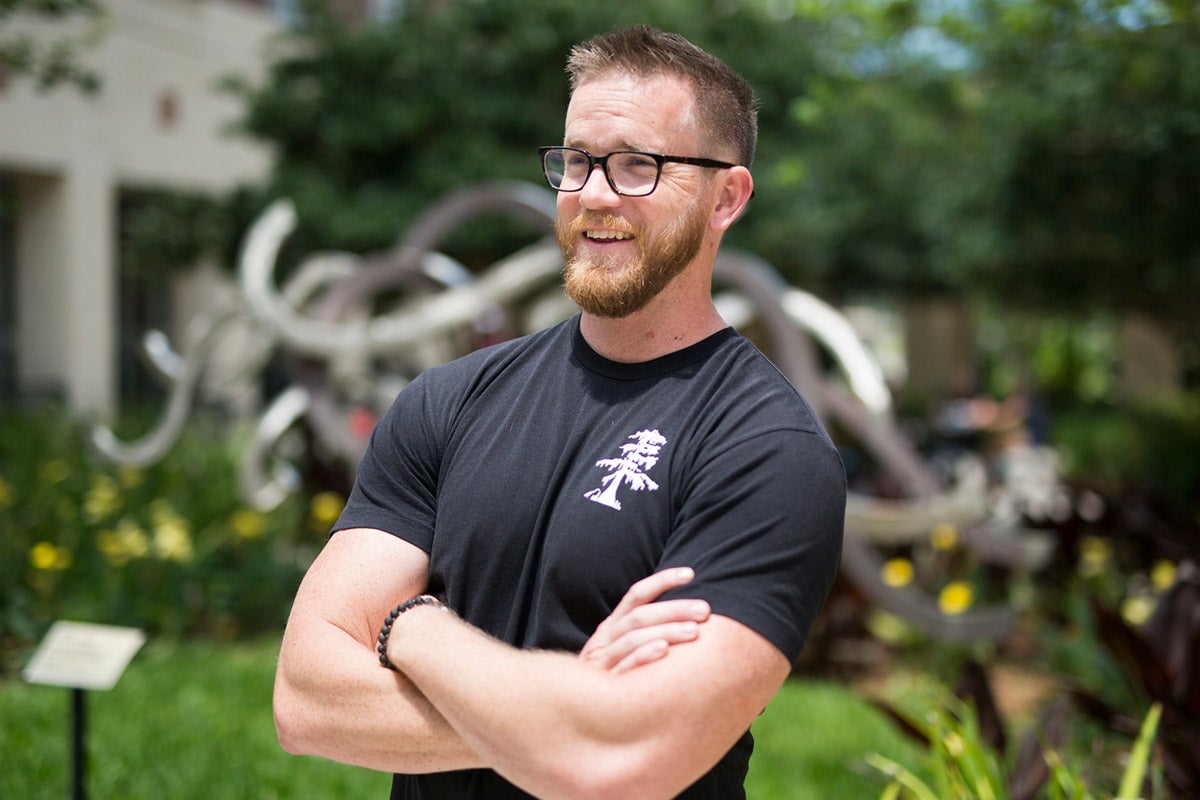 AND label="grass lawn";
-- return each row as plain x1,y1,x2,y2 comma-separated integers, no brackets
2,637,917,798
